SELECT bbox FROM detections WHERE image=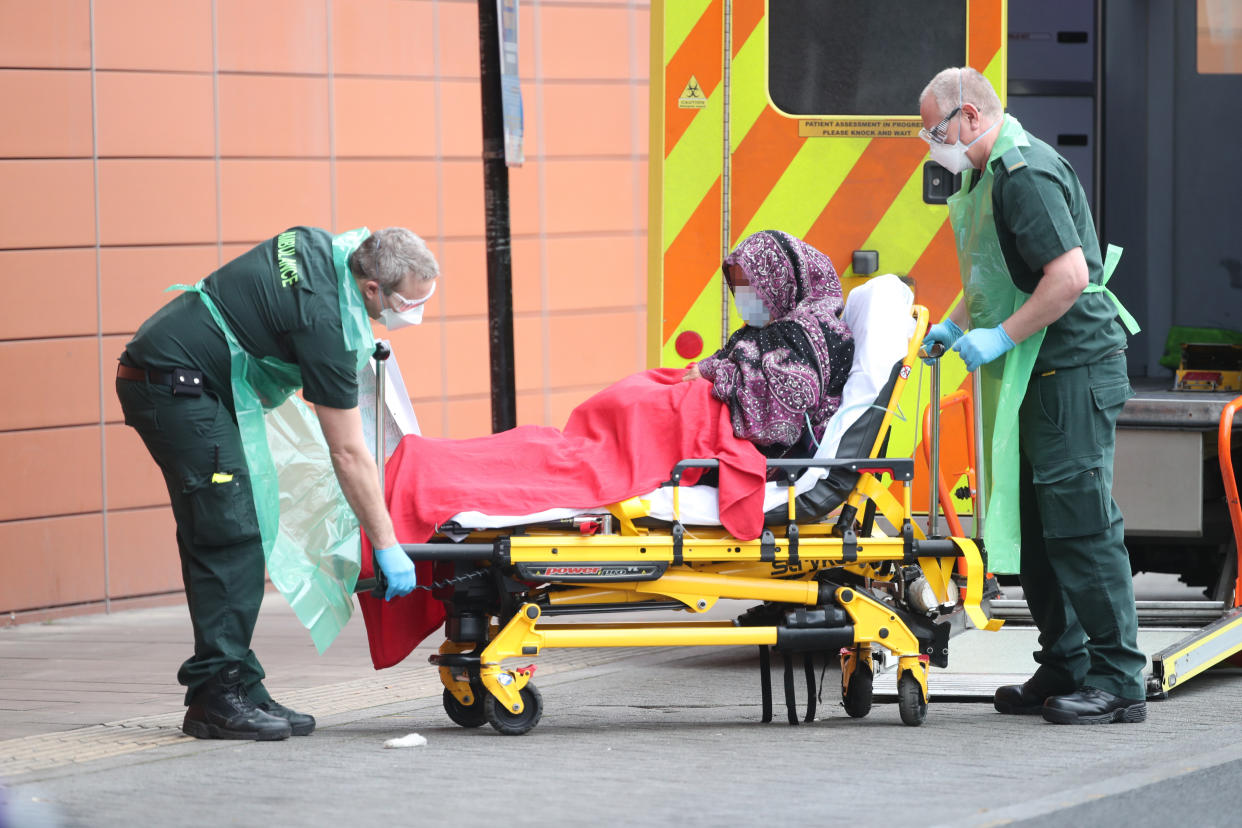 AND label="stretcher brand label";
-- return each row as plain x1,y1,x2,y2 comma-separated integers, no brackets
518,562,666,582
